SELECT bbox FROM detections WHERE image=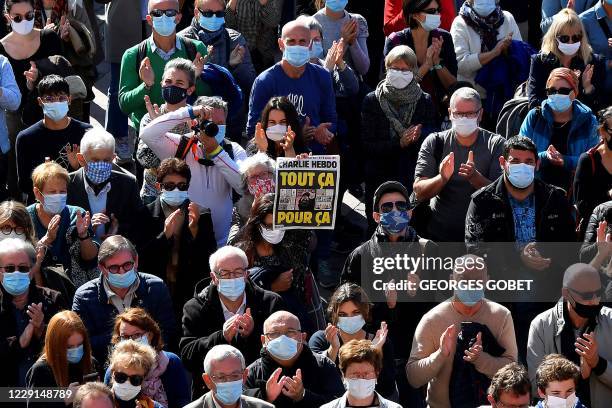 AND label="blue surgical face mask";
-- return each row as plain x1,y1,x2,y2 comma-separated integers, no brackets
1,271,31,296
283,45,310,67
547,94,572,112
43,101,69,121
86,161,113,185
42,193,67,215
379,210,410,235
160,188,189,207
152,14,177,37
107,268,137,289
455,288,484,306
337,314,366,334
215,379,243,405
472,0,497,17
67,344,84,364
199,15,225,32
266,335,299,360
310,41,324,59
326,0,349,12
215,124,227,144
506,163,535,189
218,277,246,301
